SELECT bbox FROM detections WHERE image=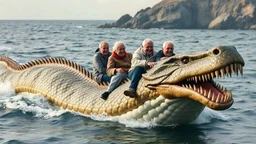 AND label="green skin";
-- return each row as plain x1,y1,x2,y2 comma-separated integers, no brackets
0,46,244,124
